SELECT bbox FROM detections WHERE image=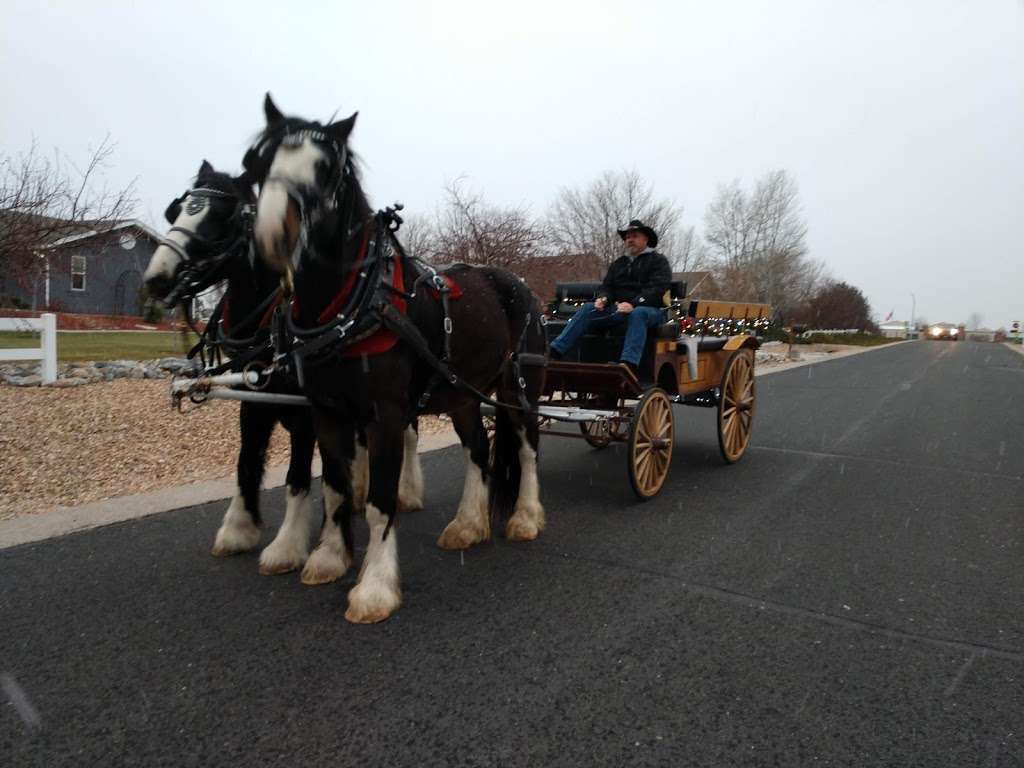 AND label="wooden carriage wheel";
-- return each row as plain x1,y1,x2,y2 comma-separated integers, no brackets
627,387,674,500
717,349,756,463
